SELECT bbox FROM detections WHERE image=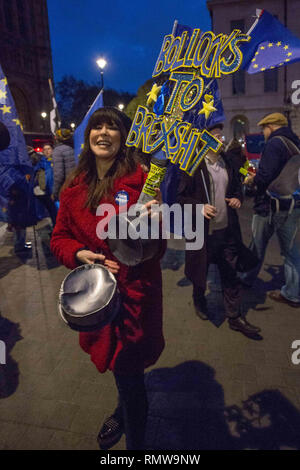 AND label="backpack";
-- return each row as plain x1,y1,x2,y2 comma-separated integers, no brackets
267,136,300,213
